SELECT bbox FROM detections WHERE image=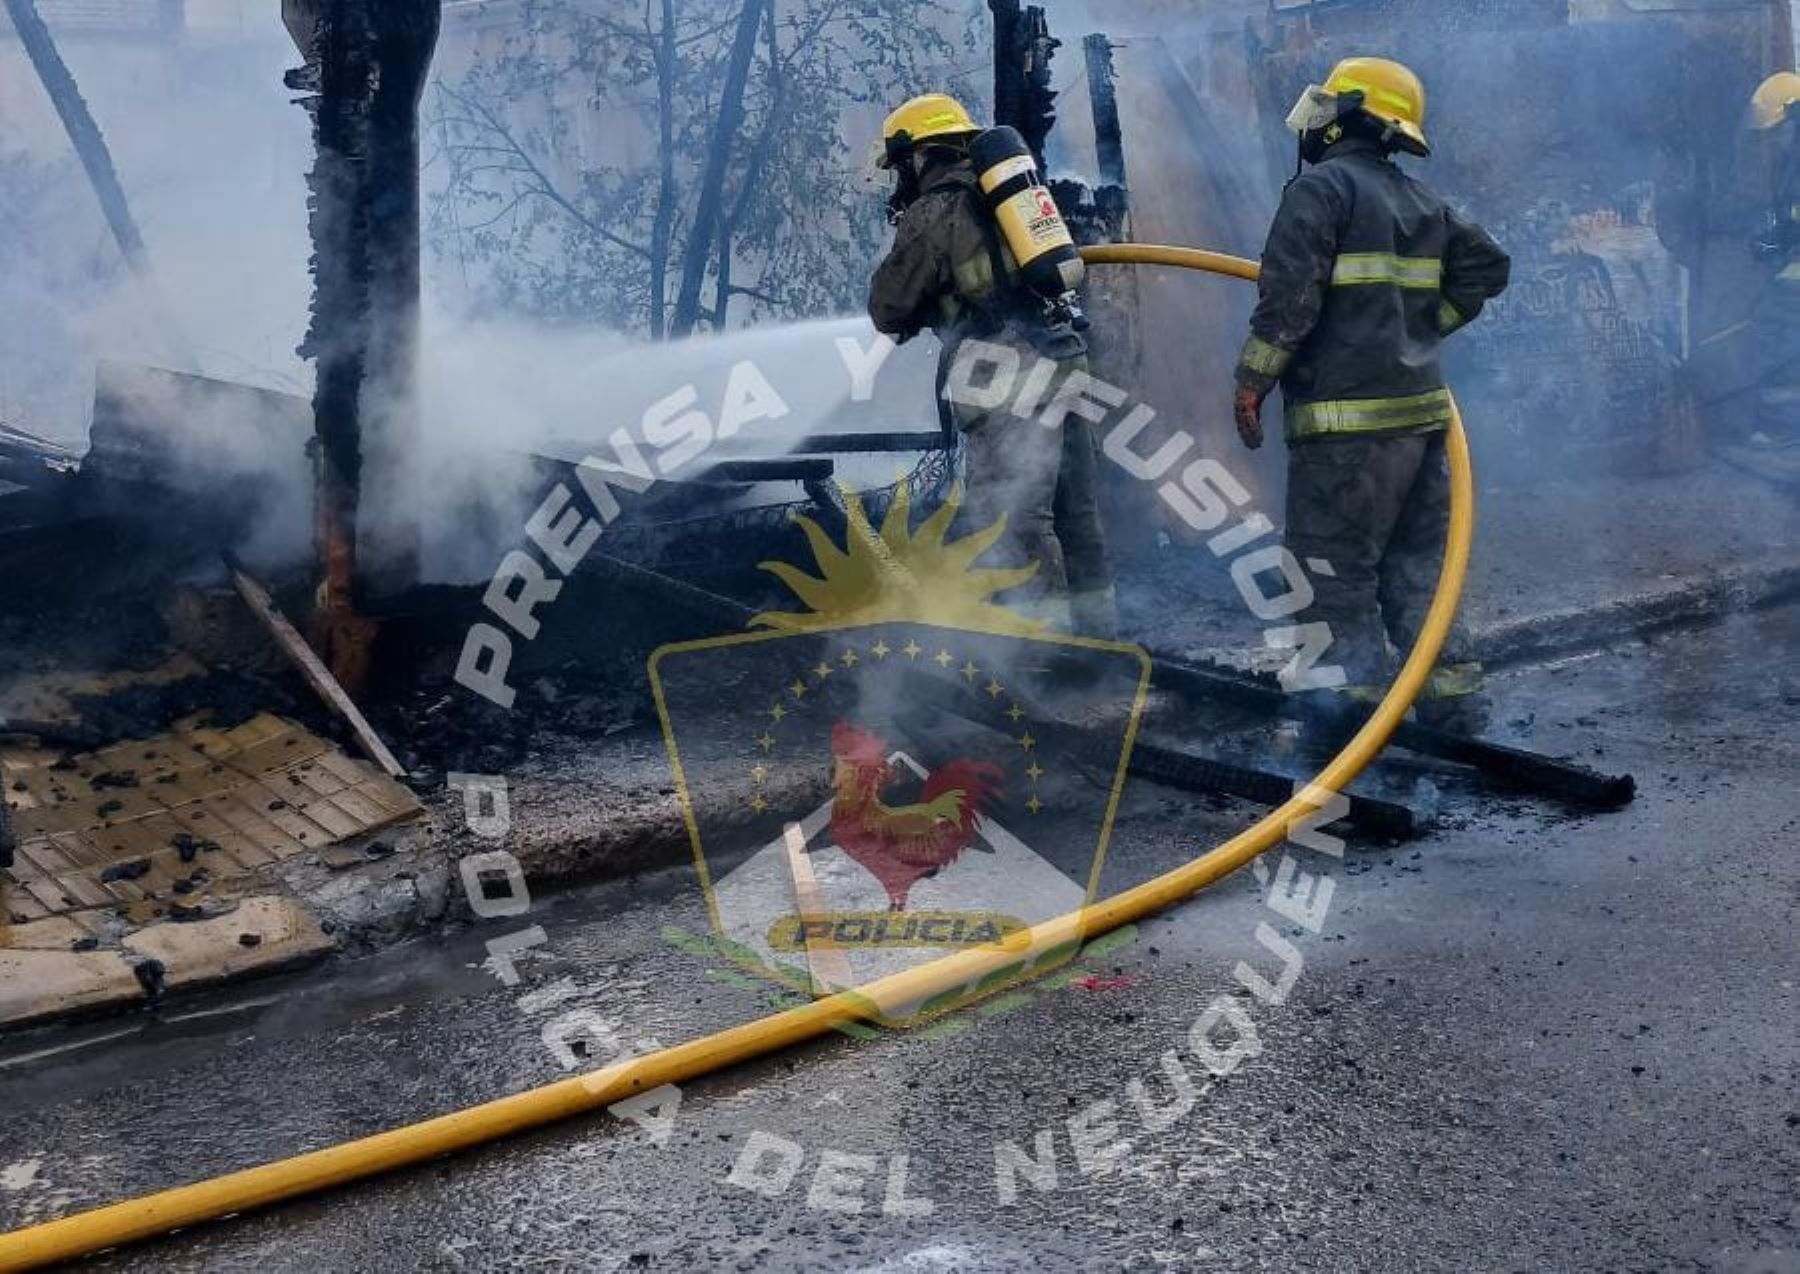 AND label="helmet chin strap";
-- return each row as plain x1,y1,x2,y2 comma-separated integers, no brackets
887,157,922,224
1293,120,1345,177
1290,88,1367,180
